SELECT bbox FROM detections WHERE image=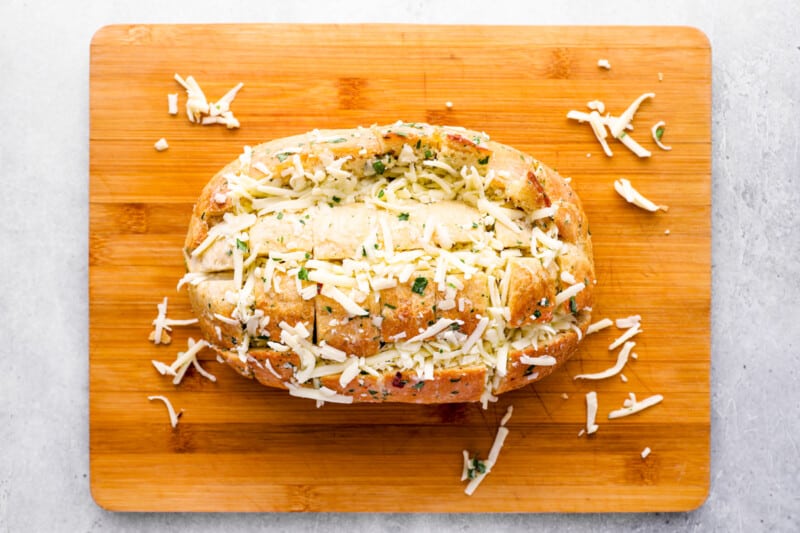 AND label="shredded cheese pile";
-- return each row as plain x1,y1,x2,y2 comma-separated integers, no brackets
152,337,216,385
173,73,243,129
149,297,198,345
567,93,656,158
